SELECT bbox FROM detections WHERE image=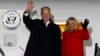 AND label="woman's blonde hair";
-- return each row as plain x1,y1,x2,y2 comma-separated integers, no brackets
64,17,78,32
